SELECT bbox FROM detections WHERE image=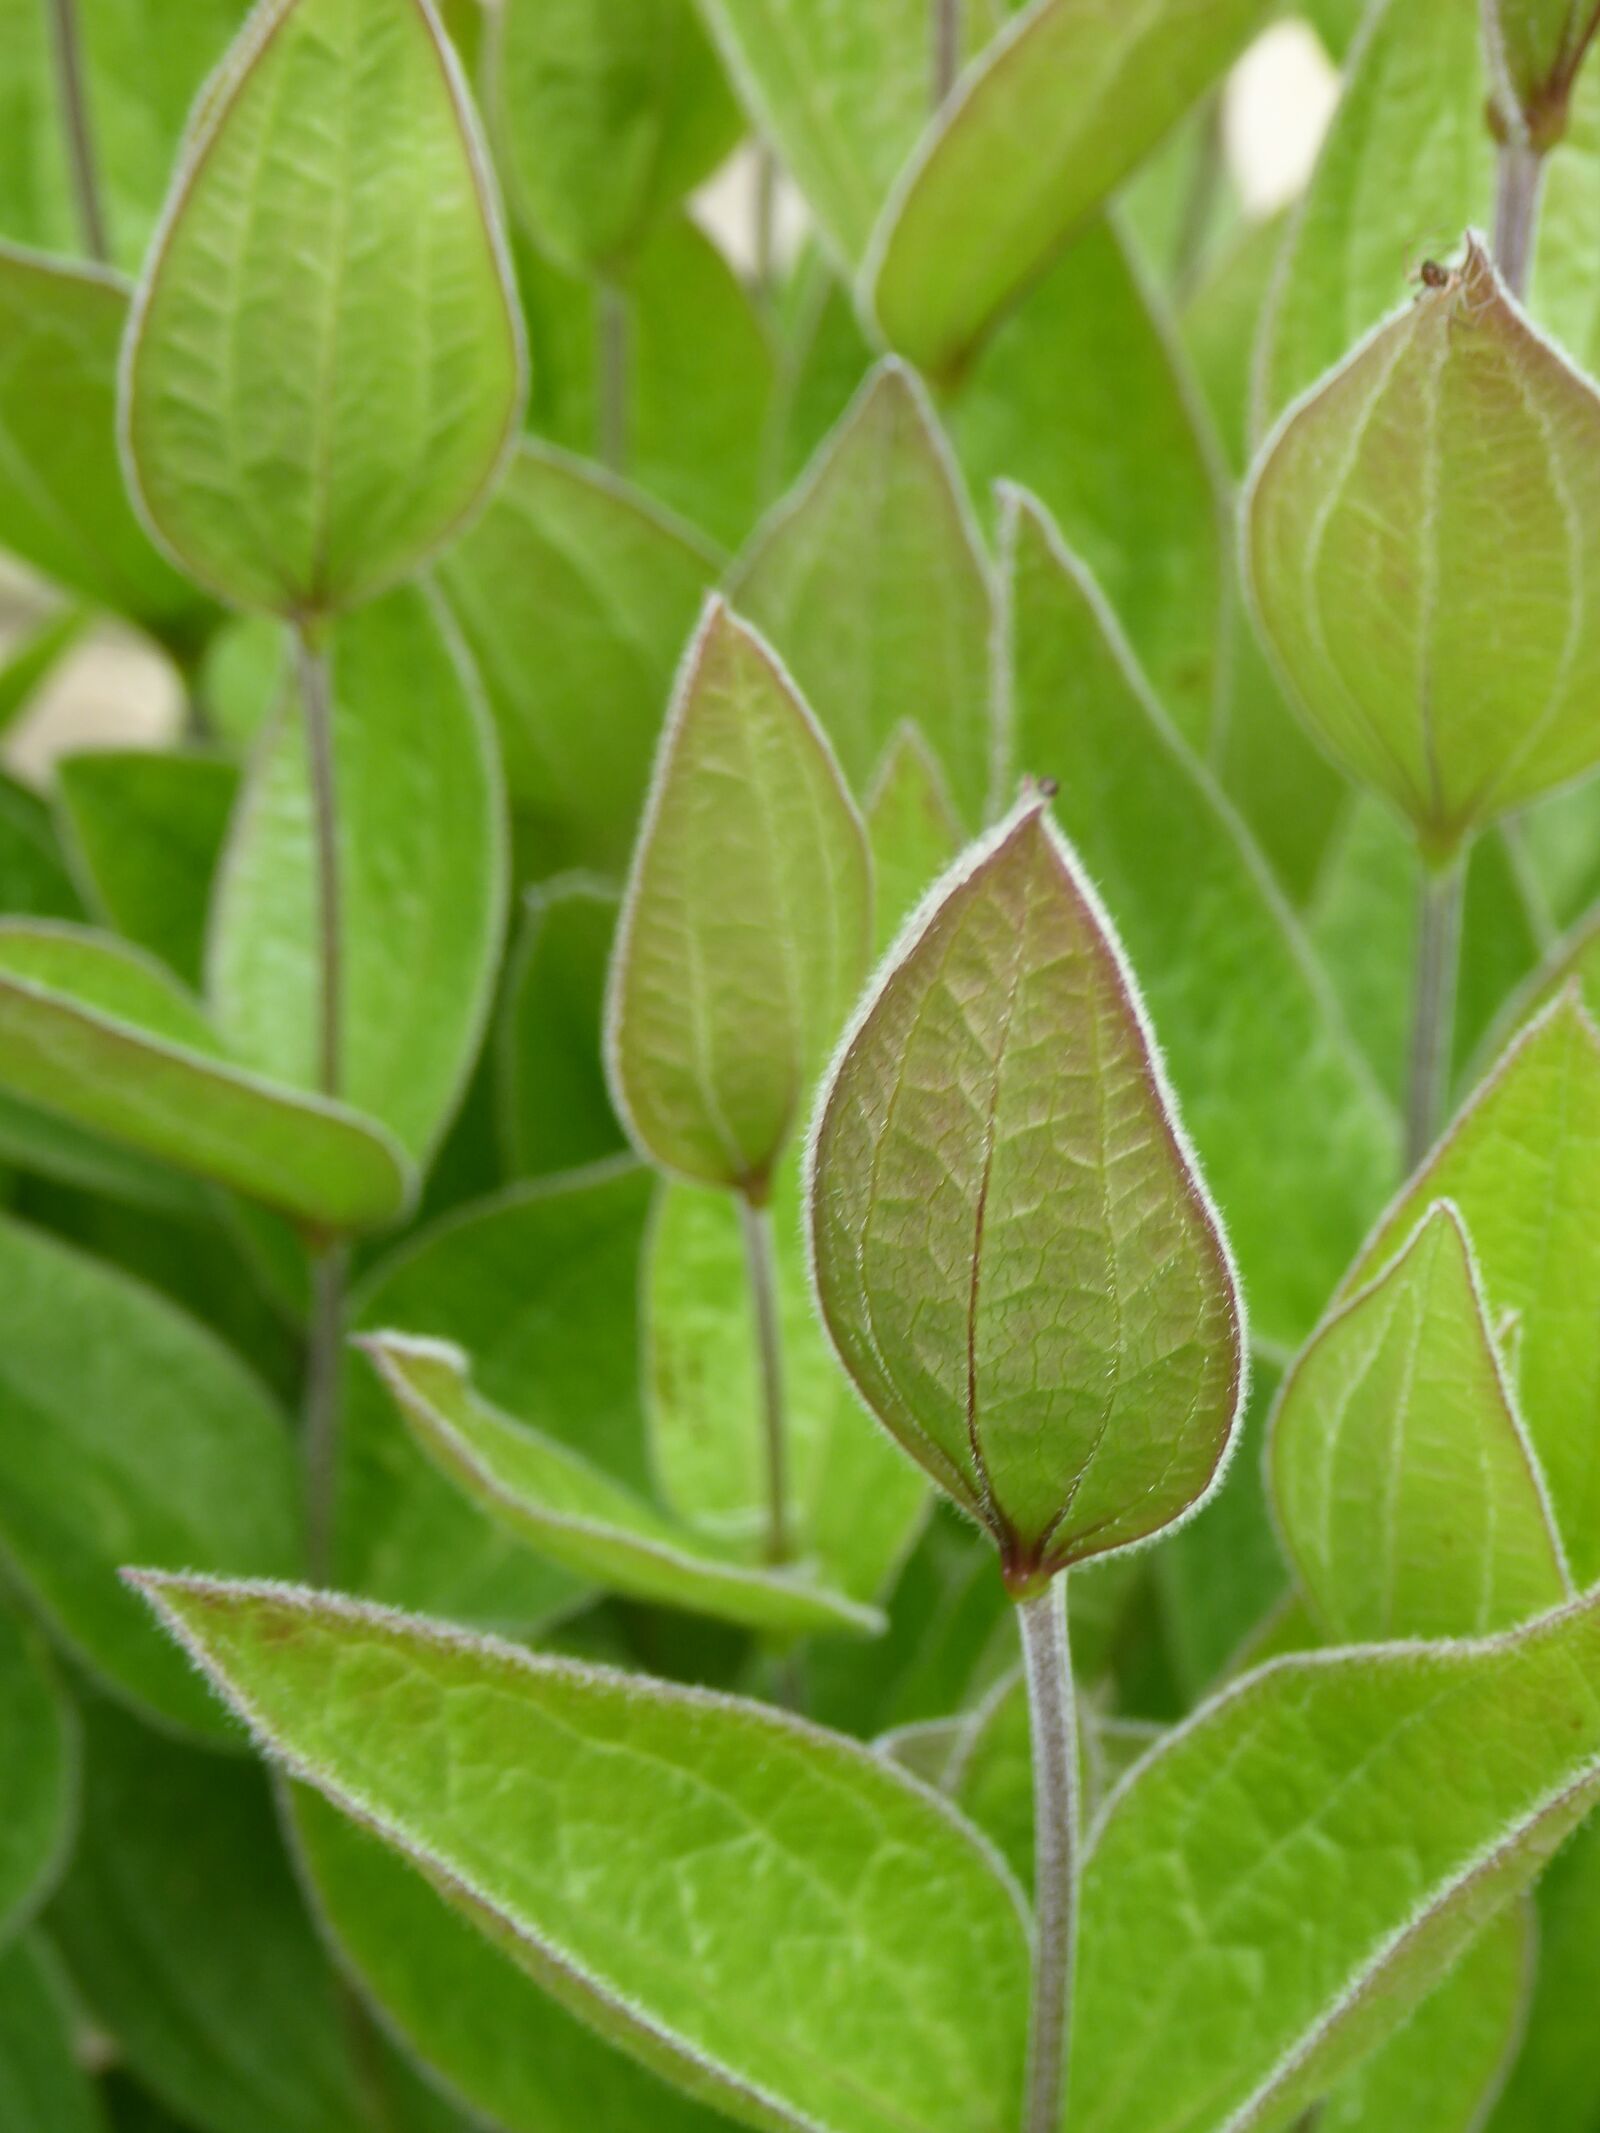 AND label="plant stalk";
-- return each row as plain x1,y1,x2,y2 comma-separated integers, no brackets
598,282,631,475
47,0,109,262
1493,138,1545,301
295,627,343,1098
1403,857,1465,1173
1017,1575,1080,2133
753,146,779,307
935,0,962,104
737,1191,791,1565
304,1241,348,1584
